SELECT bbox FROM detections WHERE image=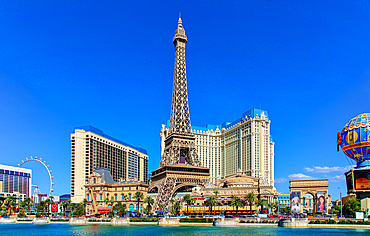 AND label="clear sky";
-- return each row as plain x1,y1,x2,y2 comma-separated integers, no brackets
1,0,369,200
